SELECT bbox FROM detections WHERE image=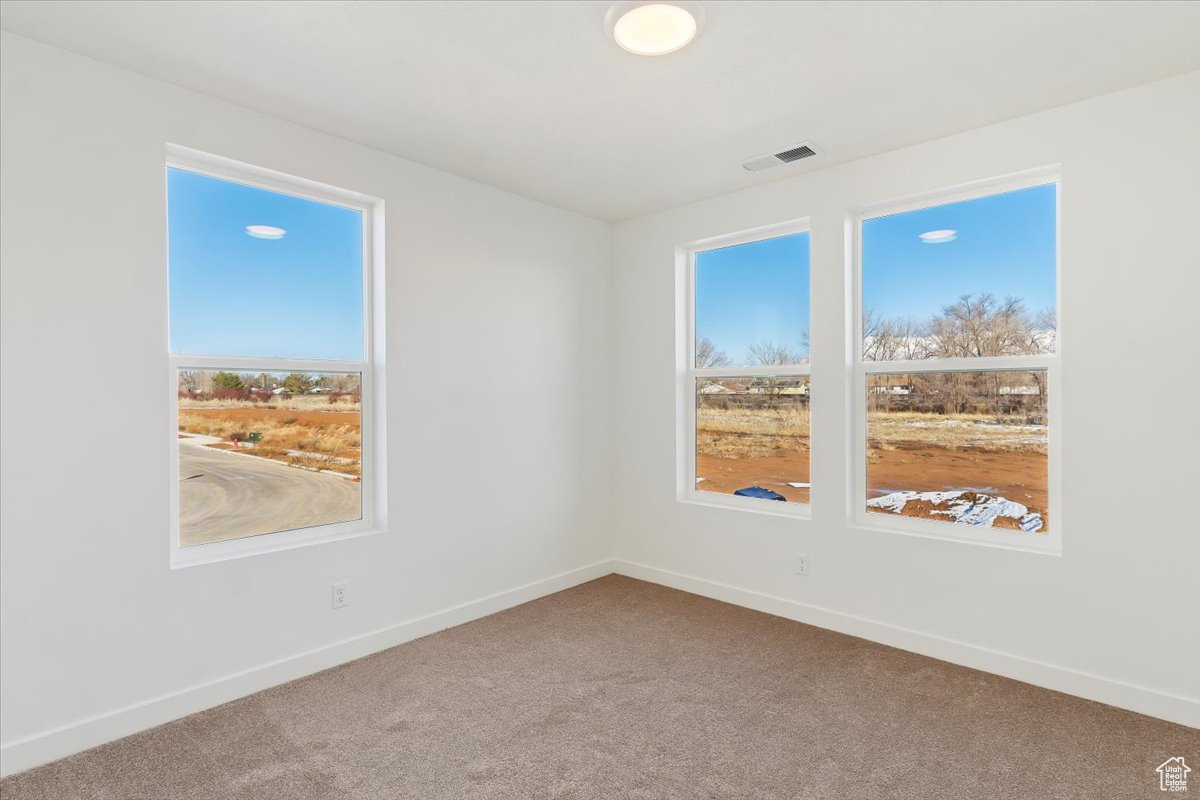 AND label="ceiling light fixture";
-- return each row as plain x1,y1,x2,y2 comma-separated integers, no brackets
606,1,703,56
245,225,286,240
